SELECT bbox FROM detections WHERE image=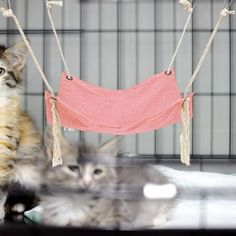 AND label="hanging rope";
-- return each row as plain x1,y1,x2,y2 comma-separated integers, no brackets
45,0,72,78
180,8,235,165
184,8,235,96
0,8,54,94
47,0,193,77
0,6,63,167
166,0,193,74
